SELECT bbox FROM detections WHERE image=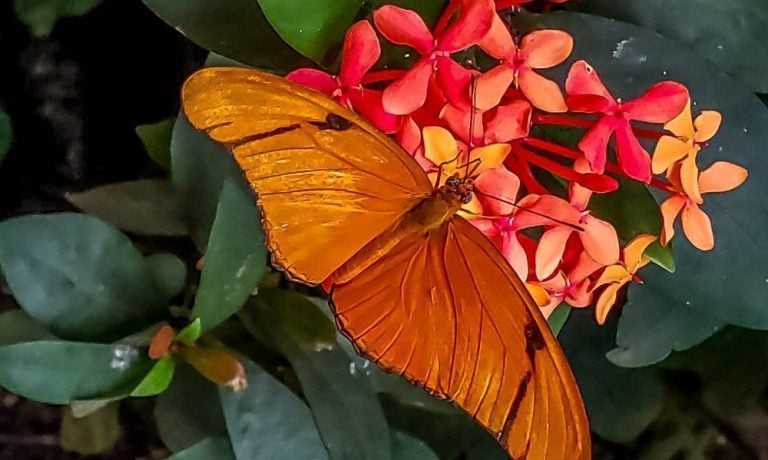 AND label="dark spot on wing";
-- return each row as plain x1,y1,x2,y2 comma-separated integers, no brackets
224,123,301,148
525,321,546,359
499,371,533,447
311,113,352,131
